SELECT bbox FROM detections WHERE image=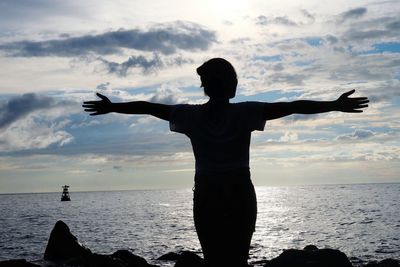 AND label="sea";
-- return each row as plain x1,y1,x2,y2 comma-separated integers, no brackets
0,183,399,266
